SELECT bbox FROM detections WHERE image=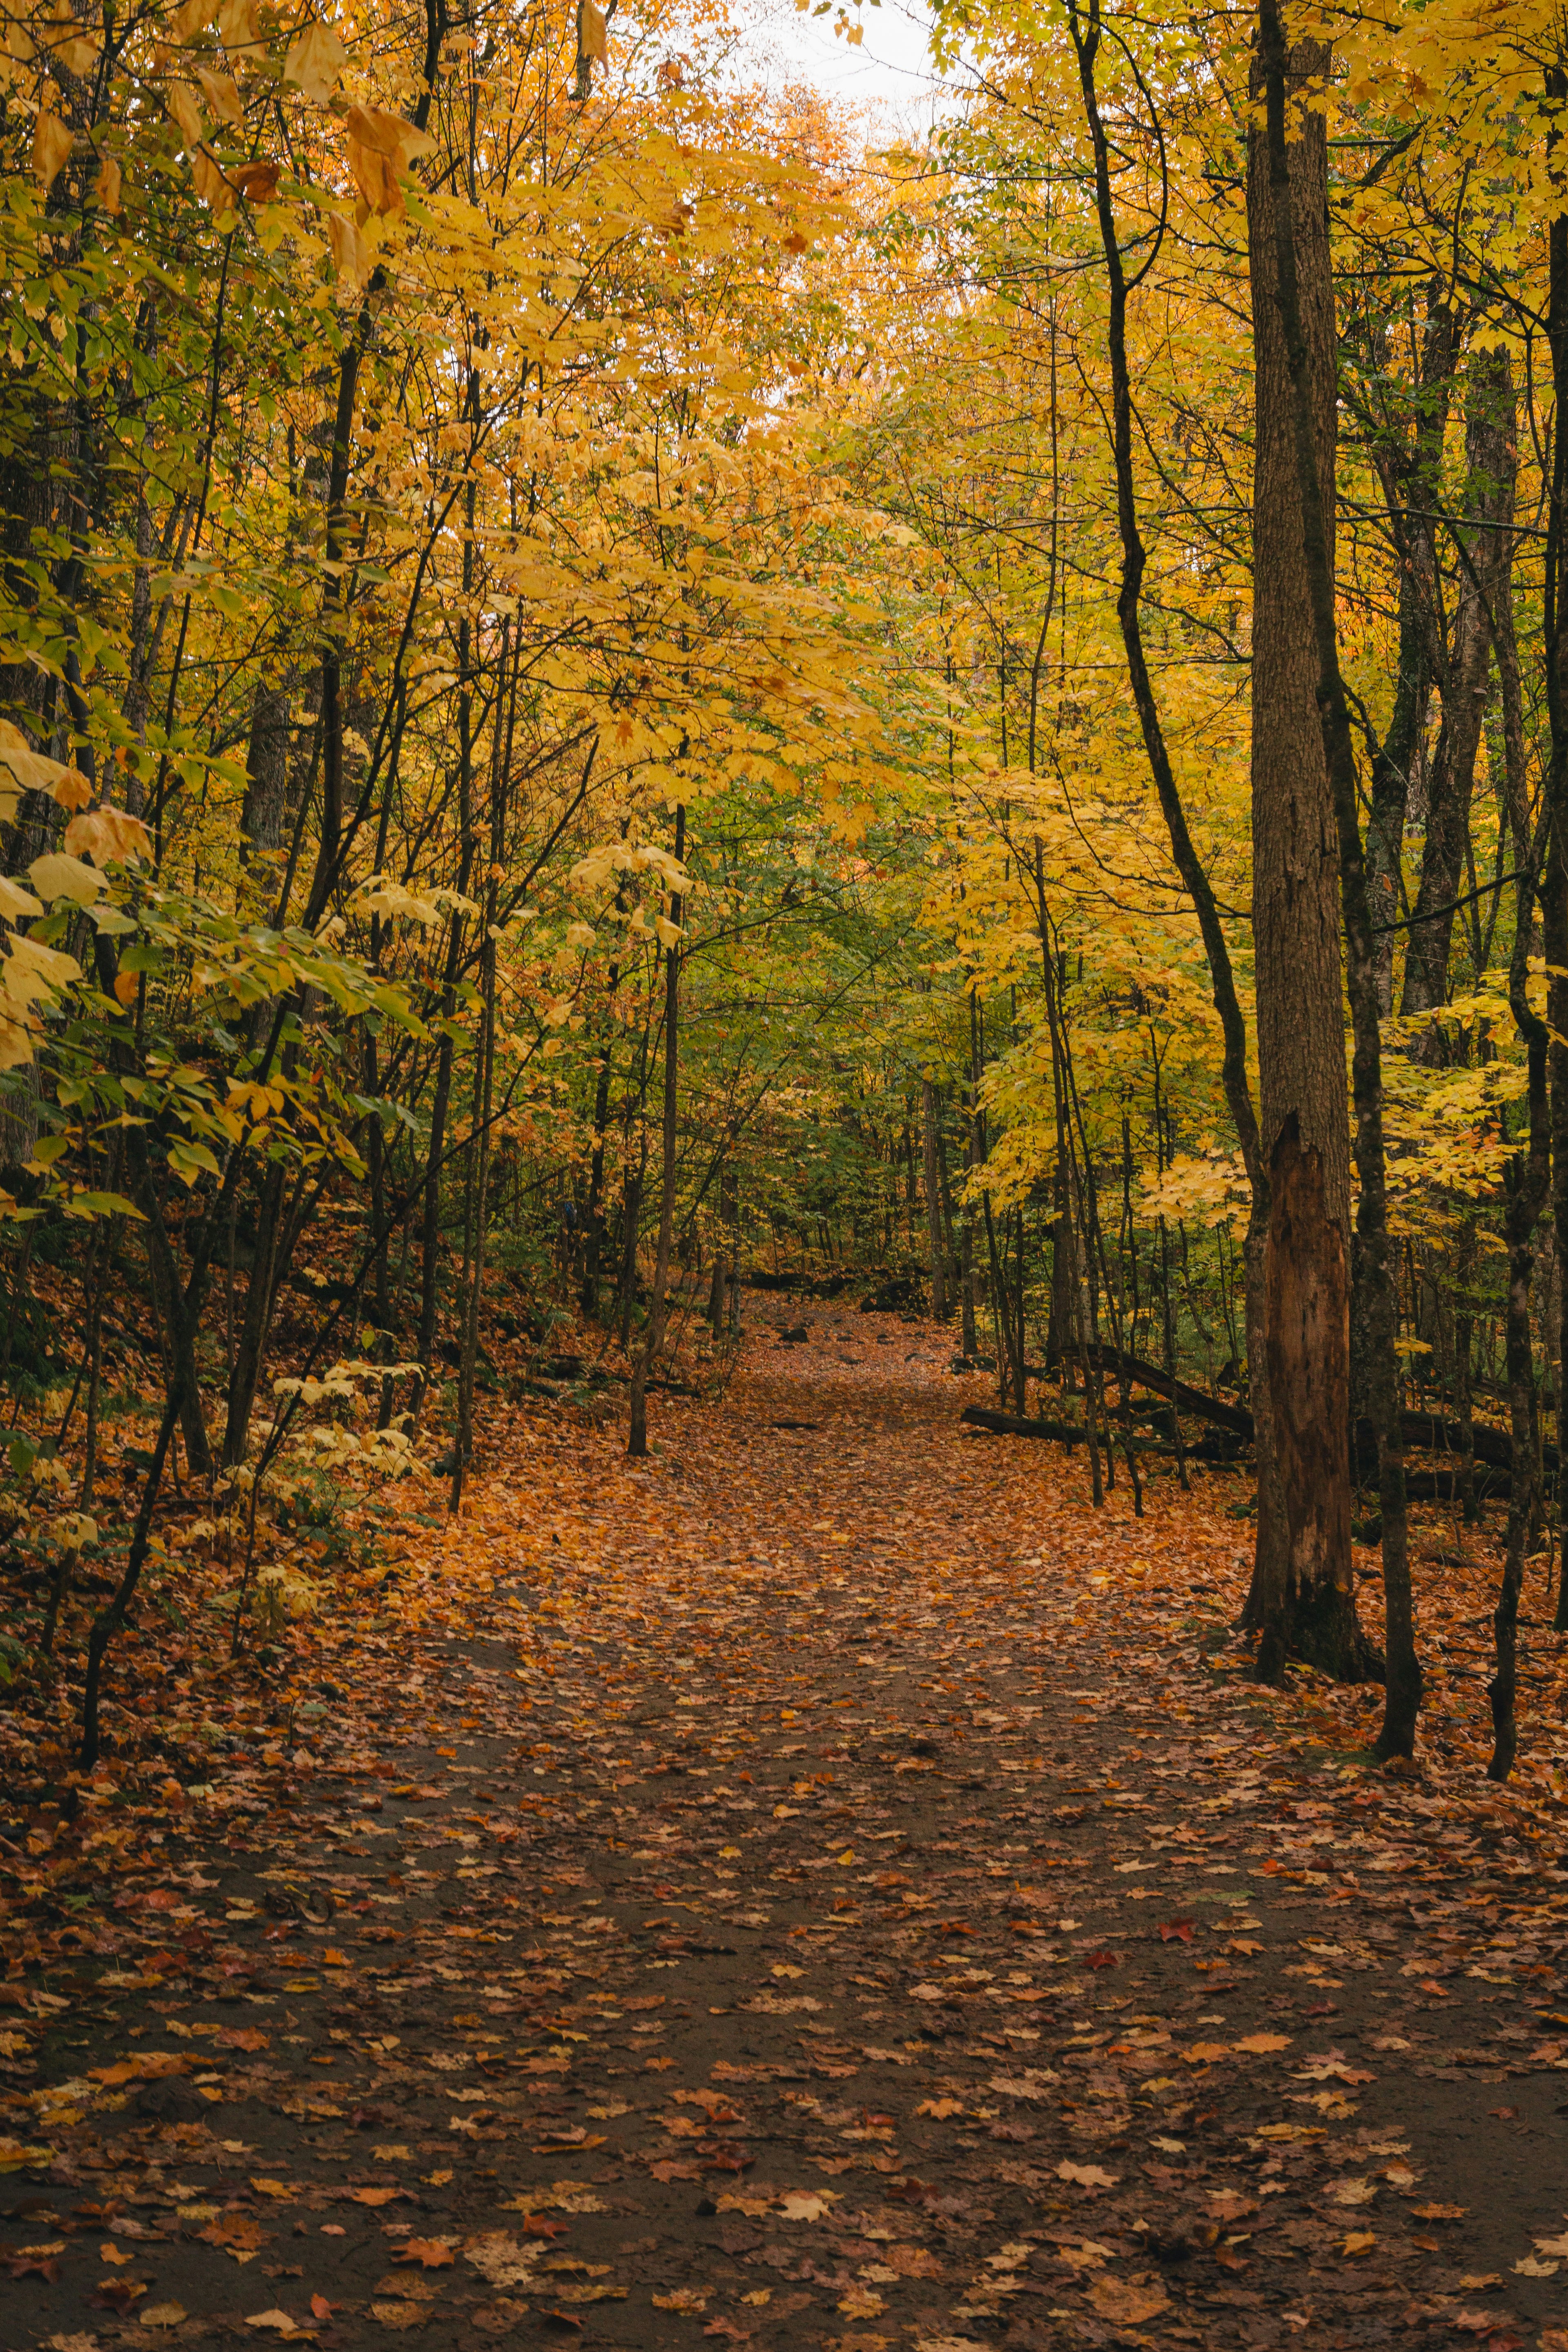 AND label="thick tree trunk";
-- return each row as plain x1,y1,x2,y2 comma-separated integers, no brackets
1257,1119,1355,1670
1247,30,1363,1676
1257,0,1417,1739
